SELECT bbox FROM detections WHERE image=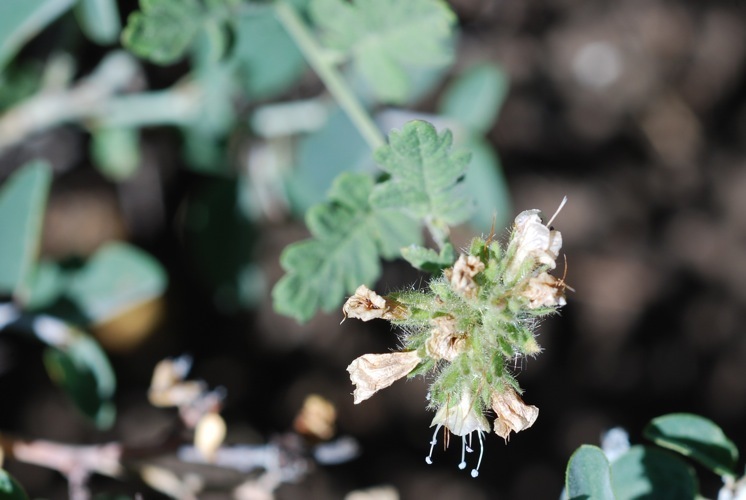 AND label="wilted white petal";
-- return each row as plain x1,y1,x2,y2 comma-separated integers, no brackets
522,272,567,308
491,388,539,441
342,285,404,322
431,391,489,437
426,316,466,361
505,209,563,282
194,412,226,461
347,351,421,404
